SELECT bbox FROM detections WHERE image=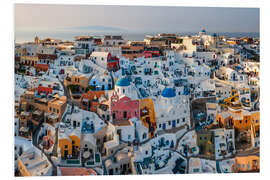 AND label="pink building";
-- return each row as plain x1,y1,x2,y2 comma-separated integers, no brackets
110,92,139,121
